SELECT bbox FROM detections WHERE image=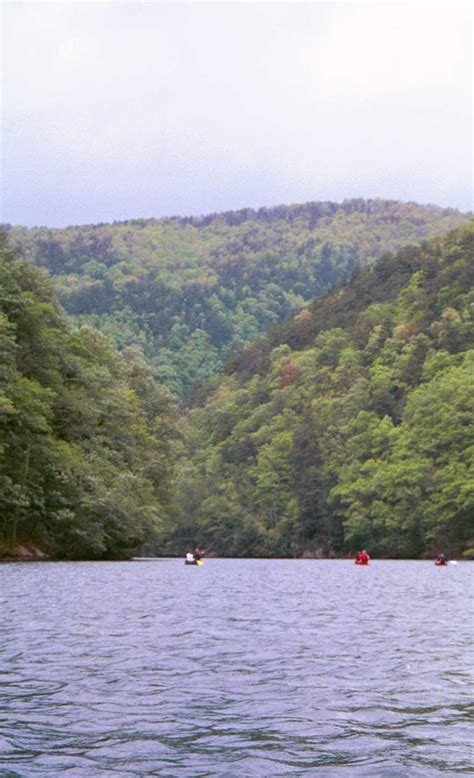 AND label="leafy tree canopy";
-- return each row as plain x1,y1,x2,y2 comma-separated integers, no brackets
0,231,178,559
162,223,474,559
6,199,468,397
